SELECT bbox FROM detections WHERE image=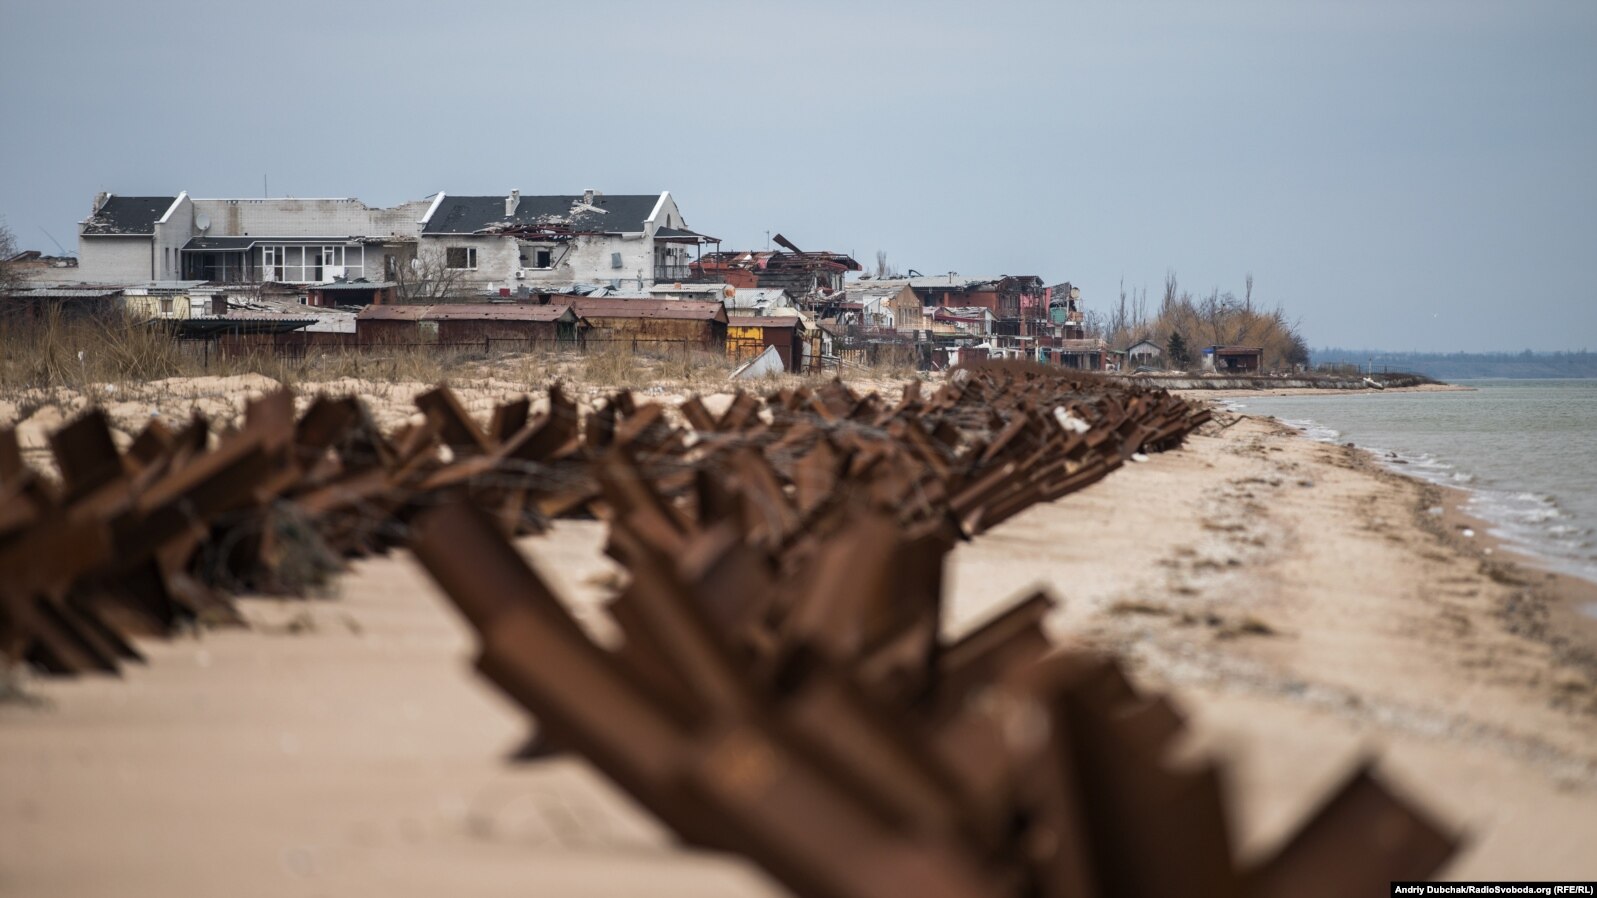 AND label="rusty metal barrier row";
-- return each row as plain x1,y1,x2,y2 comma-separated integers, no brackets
2,363,1203,678
406,363,1457,898
0,362,1453,895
